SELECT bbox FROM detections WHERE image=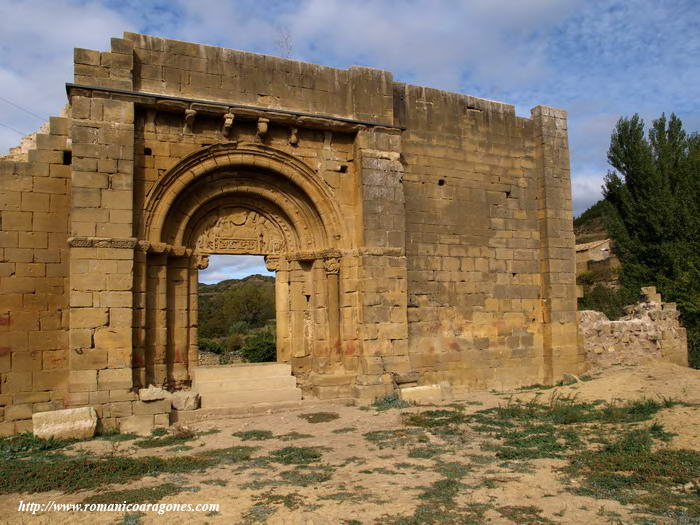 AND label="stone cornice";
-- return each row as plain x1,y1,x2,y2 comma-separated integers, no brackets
67,237,138,249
